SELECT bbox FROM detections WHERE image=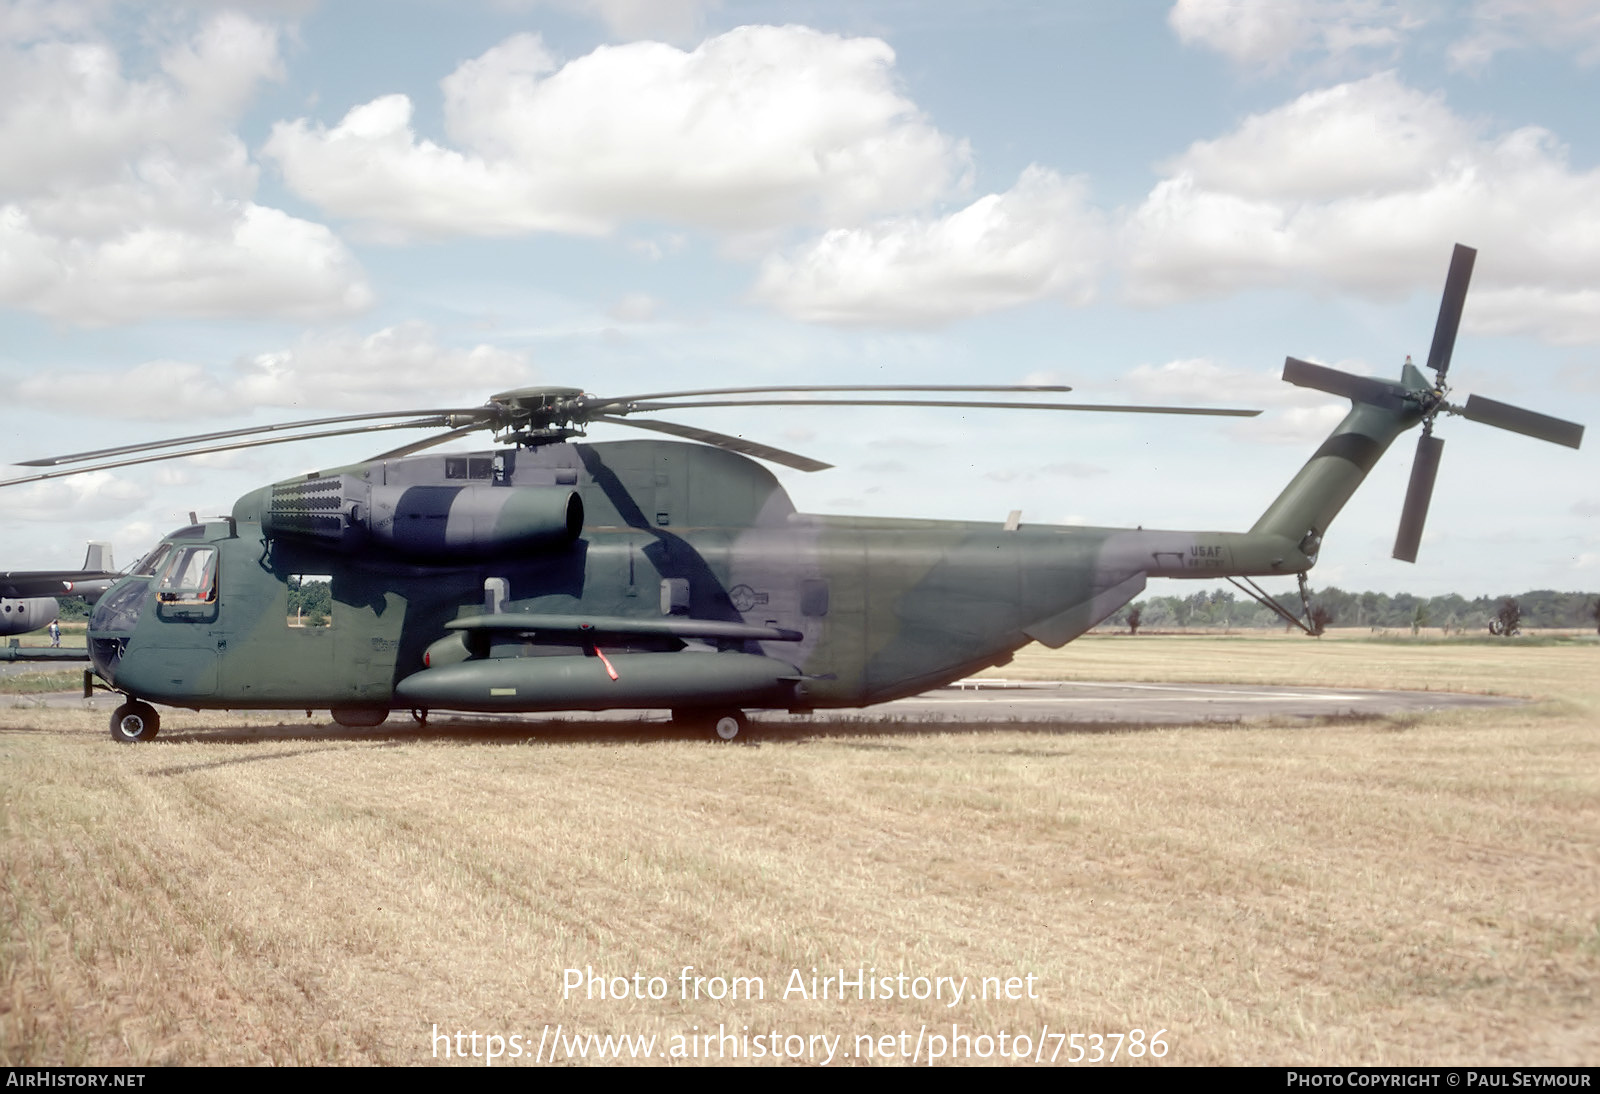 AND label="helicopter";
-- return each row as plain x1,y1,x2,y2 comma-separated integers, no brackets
0,245,1583,743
